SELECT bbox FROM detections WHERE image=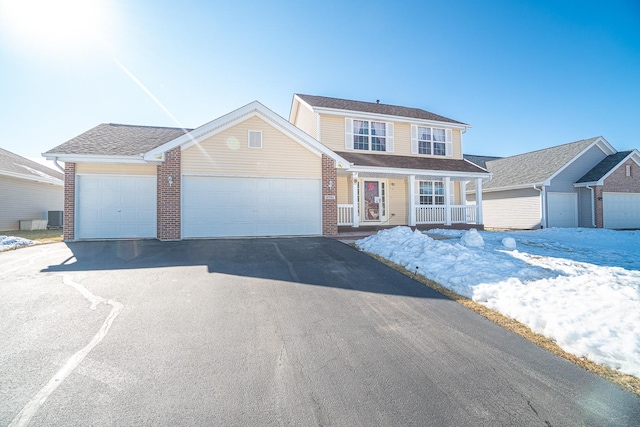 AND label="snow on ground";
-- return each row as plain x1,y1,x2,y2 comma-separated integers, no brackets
357,227,640,378
0,235,34,251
